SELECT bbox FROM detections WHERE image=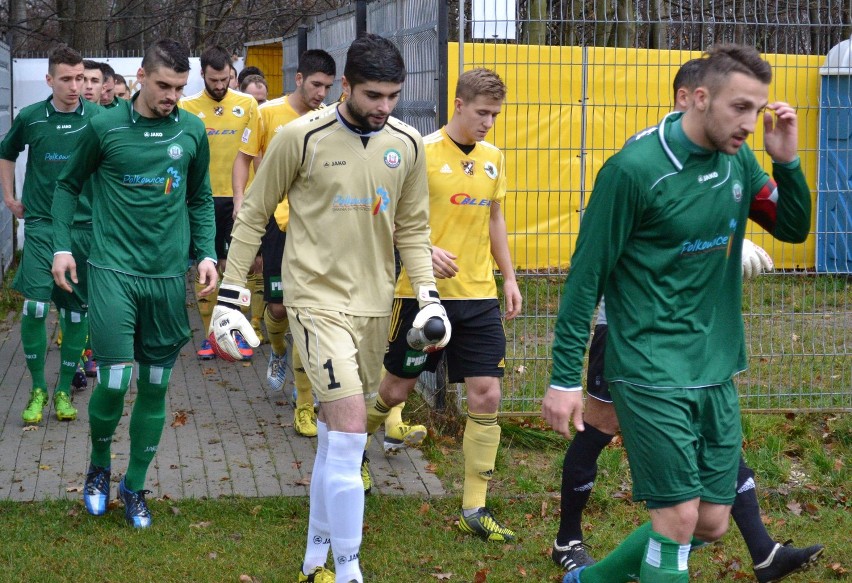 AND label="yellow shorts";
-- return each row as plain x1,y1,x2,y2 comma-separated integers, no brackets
286,306,388,403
